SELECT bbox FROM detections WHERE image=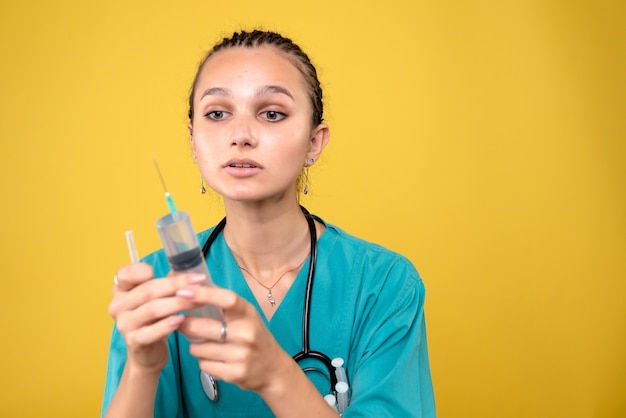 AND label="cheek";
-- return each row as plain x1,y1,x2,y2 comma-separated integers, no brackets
193,143,221,177
192,131,220,154
271,133,309,165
